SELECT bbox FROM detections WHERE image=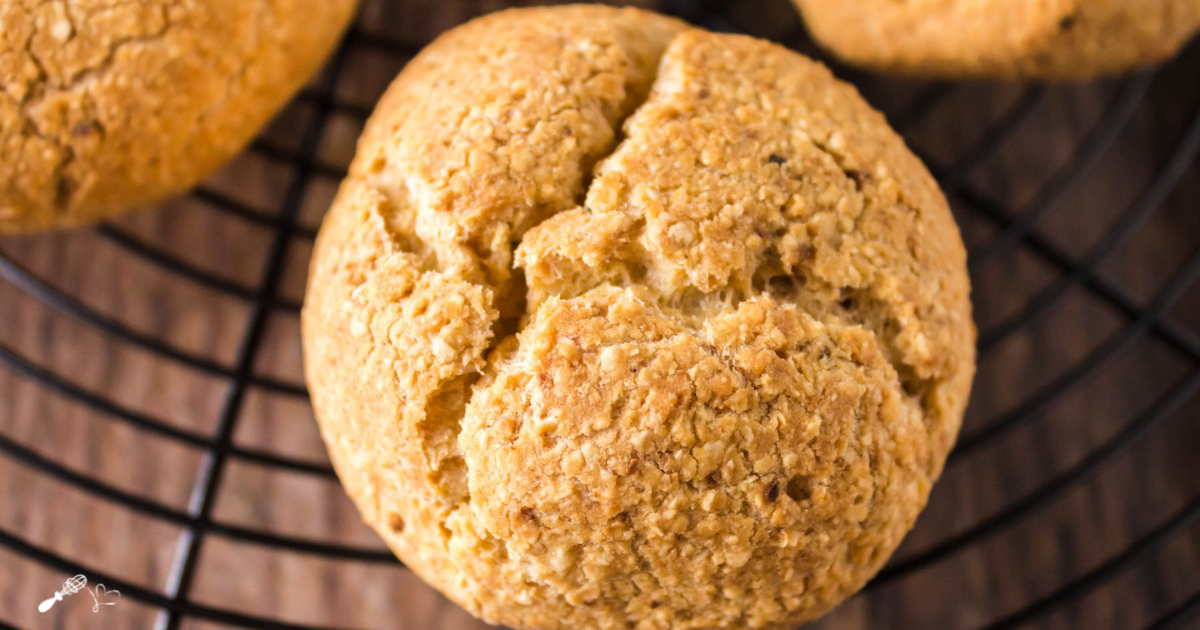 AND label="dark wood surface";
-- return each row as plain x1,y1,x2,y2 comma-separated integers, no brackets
2,1,1199,629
